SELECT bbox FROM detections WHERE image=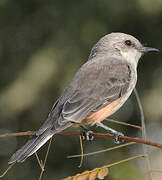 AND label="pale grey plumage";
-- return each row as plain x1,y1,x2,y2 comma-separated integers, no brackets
9,32,157,164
